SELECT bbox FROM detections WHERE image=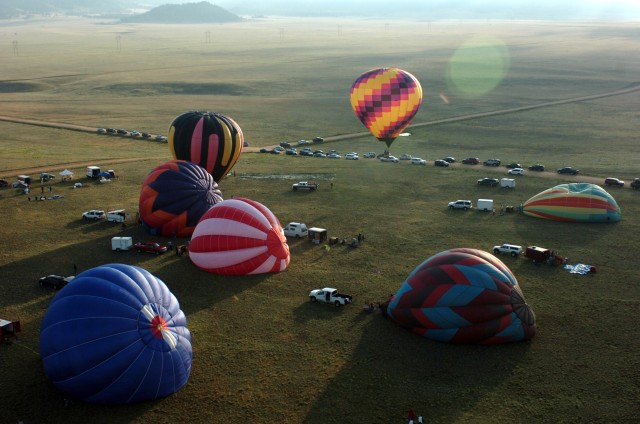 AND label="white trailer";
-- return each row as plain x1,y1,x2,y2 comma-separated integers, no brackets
111,236,132,251
500,178,516,188
477,199,494,211
107,209,126,223
86,166,101,178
